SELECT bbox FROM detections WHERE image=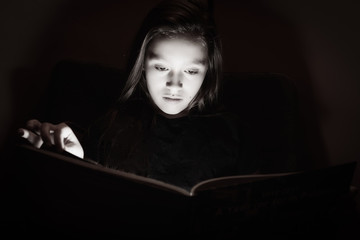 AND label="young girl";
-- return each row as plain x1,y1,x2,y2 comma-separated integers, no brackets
18,0,258,189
